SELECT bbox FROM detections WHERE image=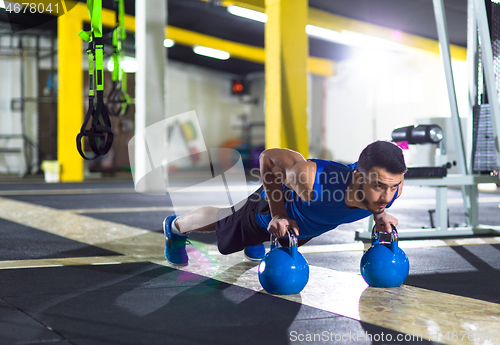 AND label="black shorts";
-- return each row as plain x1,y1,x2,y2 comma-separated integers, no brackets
215,186,312,255
215,187,270,255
